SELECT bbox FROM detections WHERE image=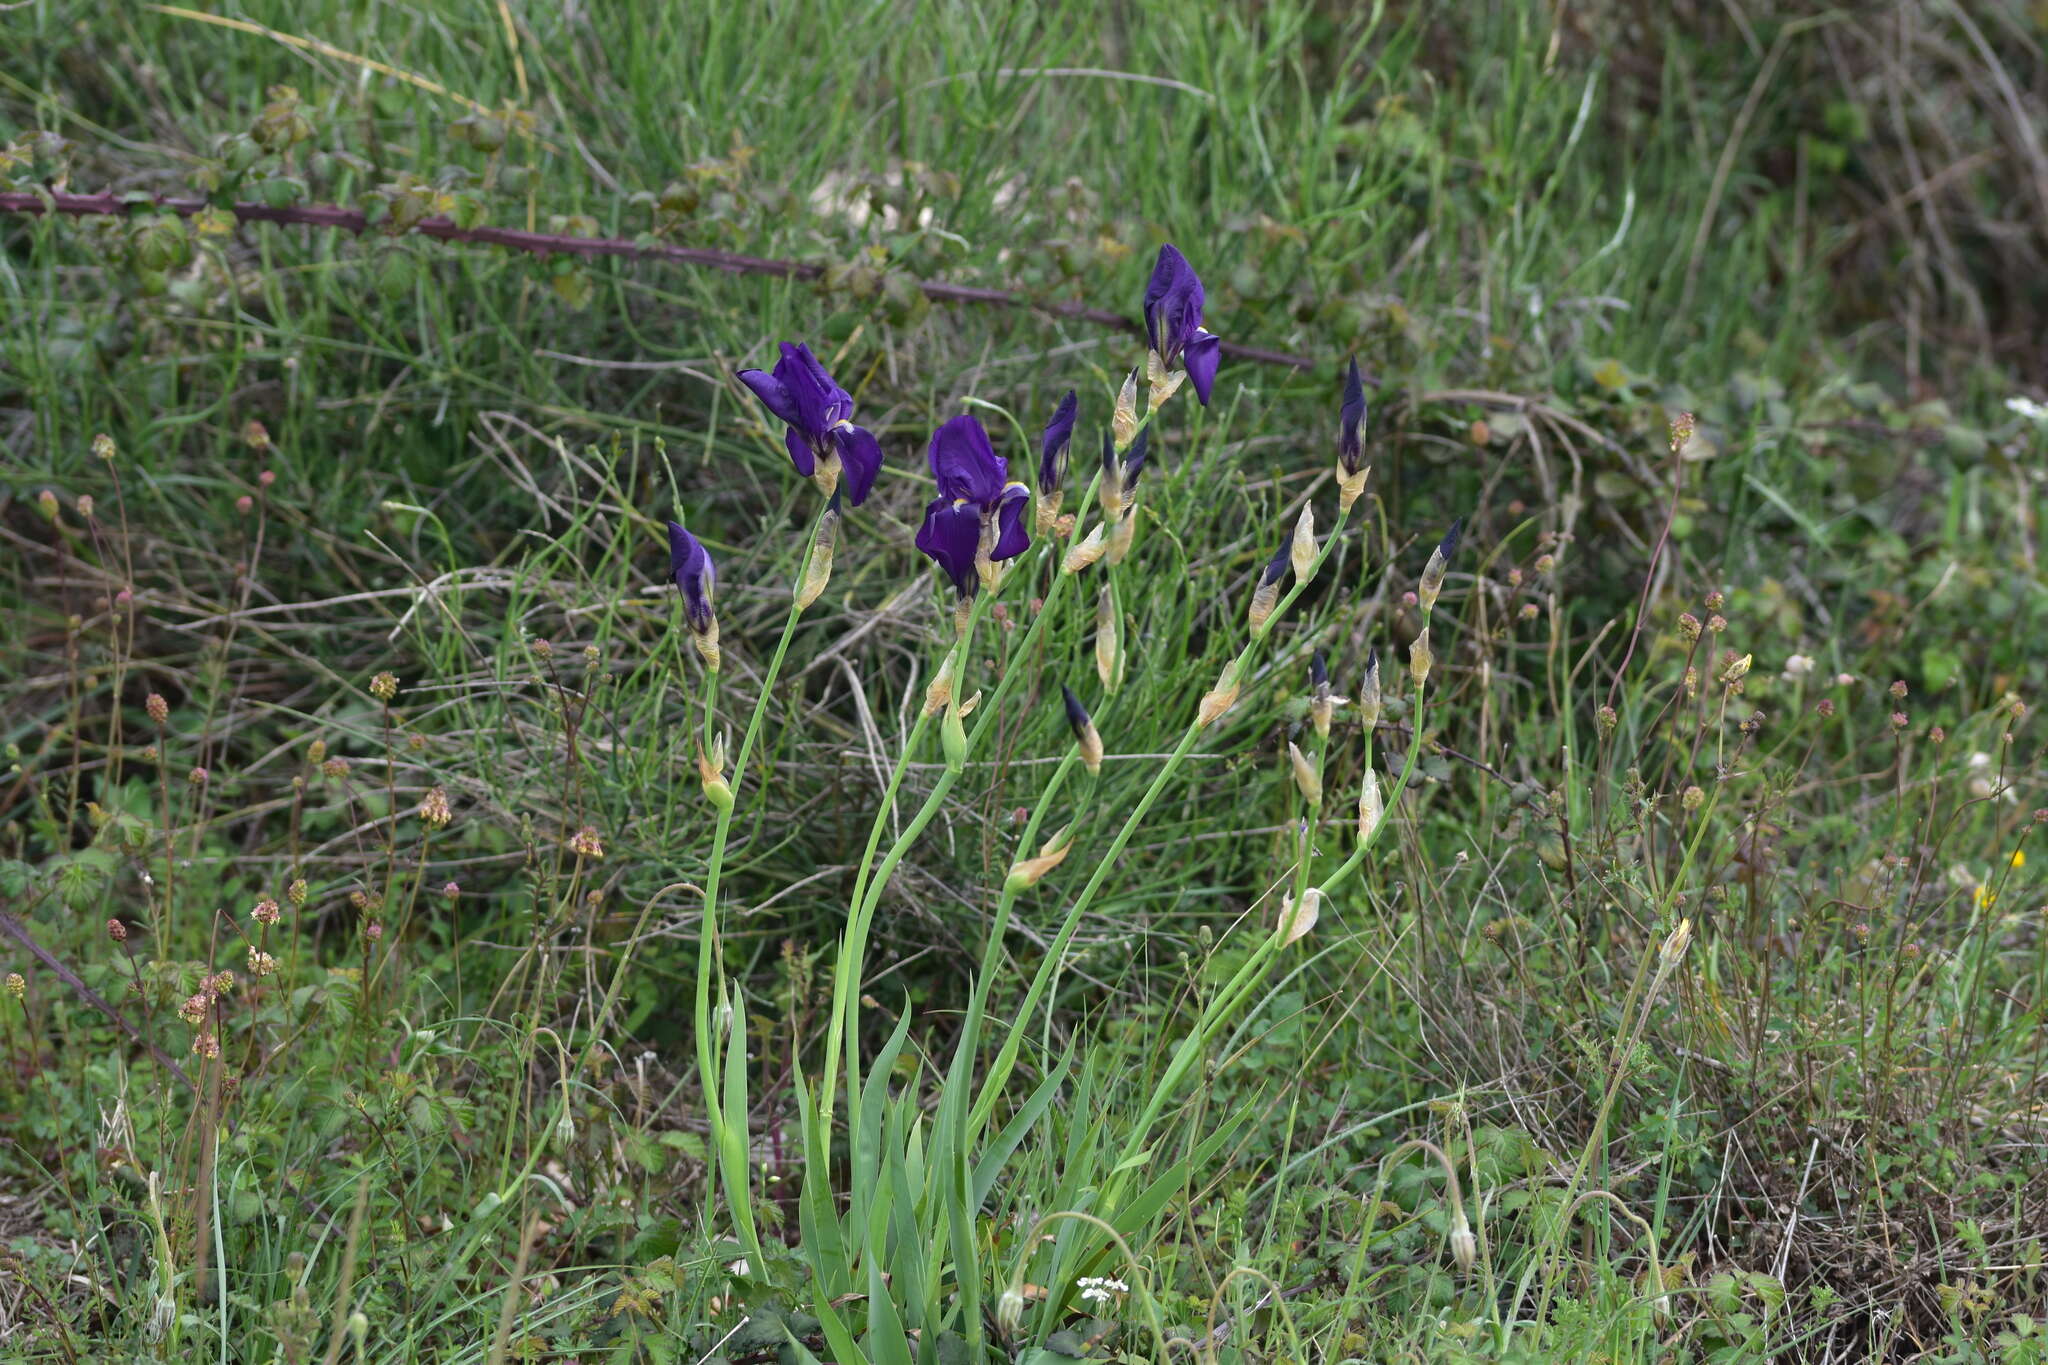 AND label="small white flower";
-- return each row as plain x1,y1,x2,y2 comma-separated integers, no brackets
1780,654,1815,683
1076,1275,1129,1304
2006,395,2048,424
